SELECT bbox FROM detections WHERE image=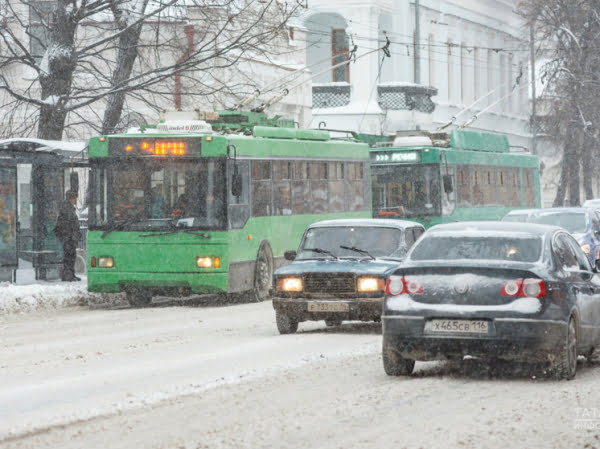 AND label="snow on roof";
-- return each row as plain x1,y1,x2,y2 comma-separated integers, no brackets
0,138,86,157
